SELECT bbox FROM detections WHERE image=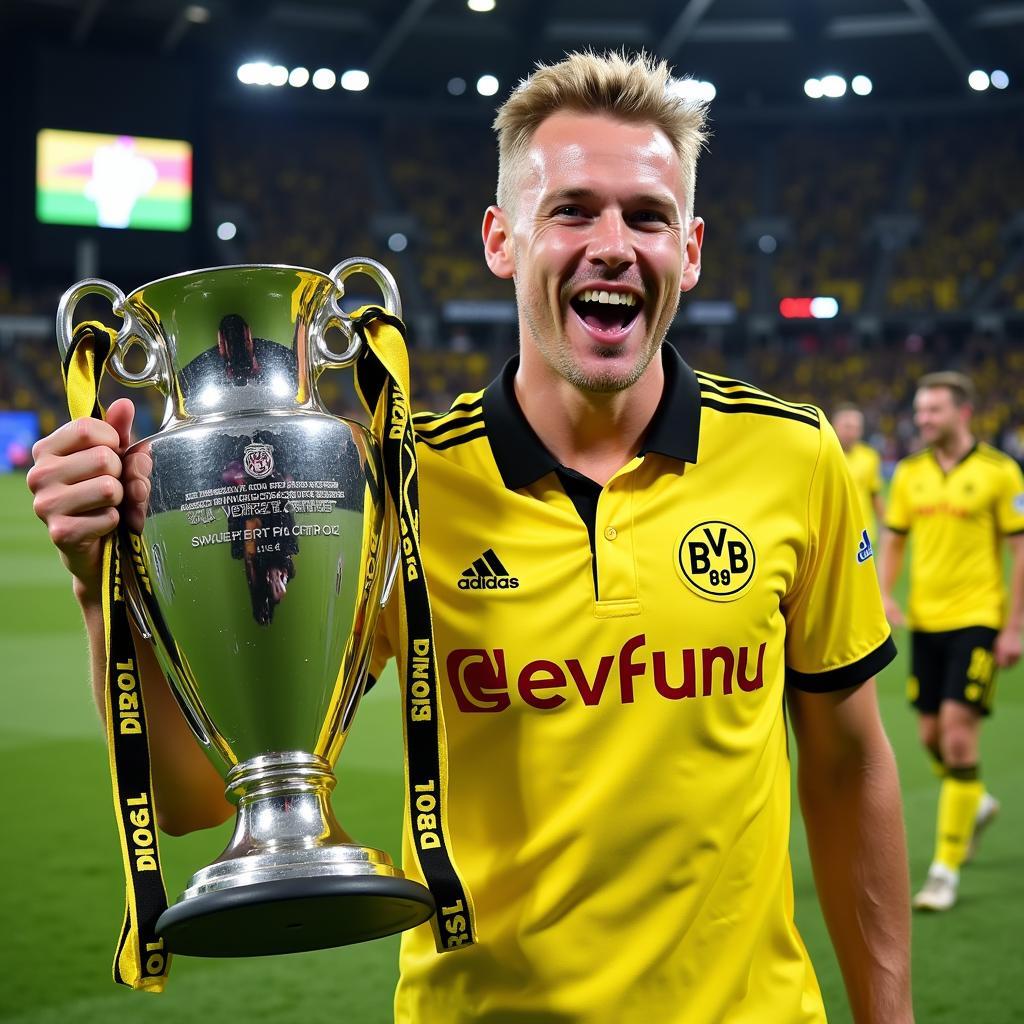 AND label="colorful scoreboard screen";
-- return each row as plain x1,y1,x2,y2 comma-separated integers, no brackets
36,129,192,232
